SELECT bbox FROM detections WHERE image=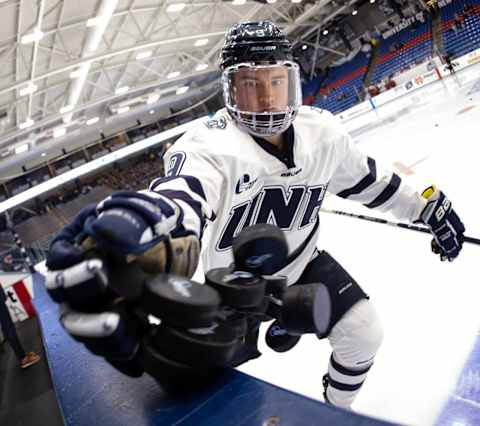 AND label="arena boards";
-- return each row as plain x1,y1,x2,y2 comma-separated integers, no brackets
32,272,395,426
